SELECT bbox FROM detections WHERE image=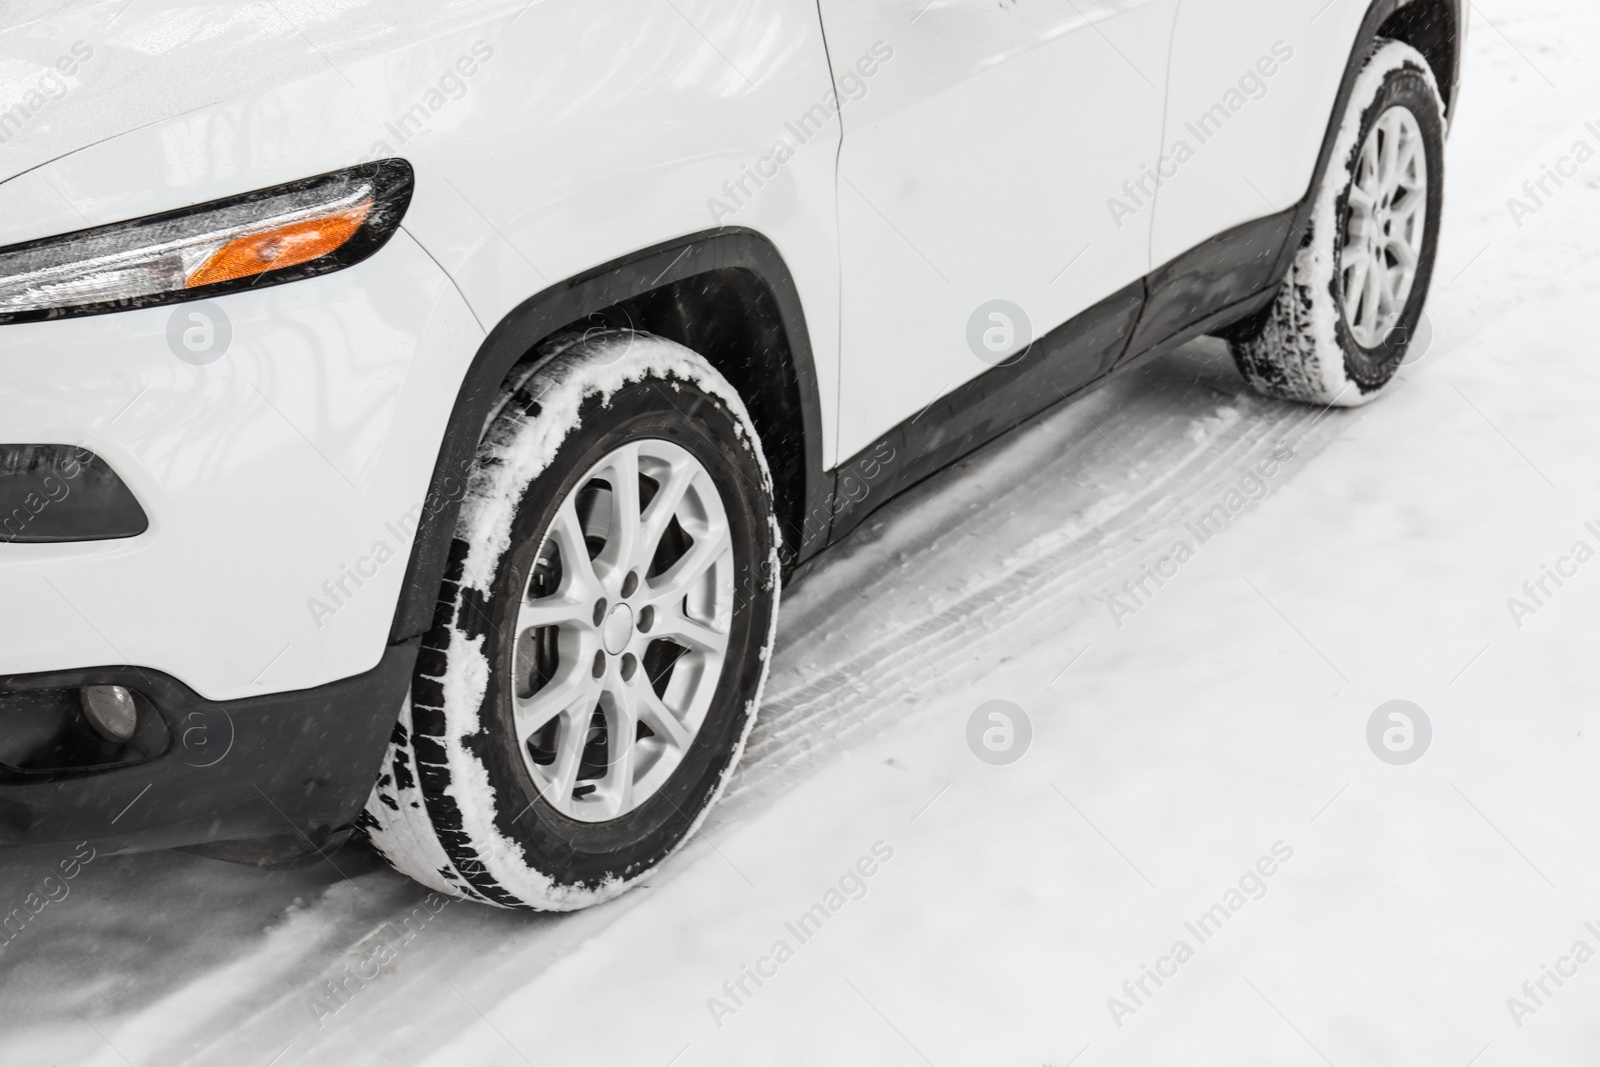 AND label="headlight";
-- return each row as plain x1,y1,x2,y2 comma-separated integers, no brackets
0,158,413,324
